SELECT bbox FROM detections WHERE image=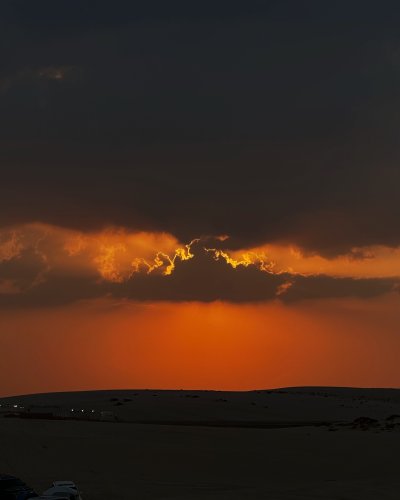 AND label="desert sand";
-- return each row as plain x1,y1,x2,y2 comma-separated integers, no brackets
1,387,400,499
